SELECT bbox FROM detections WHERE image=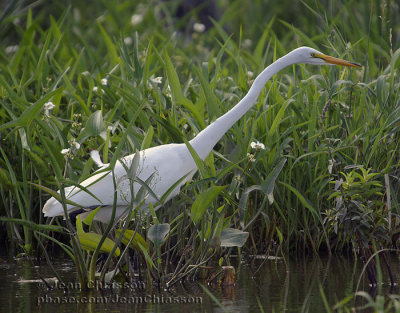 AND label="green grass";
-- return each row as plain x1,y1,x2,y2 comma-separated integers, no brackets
0,0,399,291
